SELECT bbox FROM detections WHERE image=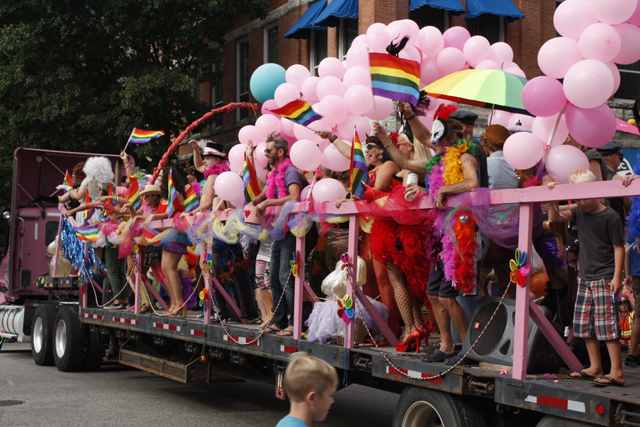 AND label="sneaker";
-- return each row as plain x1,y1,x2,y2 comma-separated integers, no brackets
625,354,639,367
105,303,124,310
